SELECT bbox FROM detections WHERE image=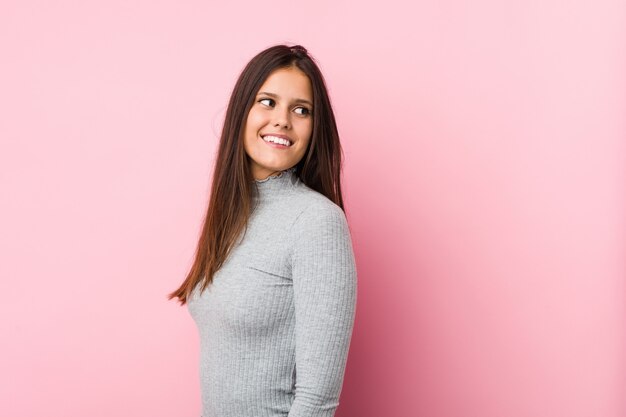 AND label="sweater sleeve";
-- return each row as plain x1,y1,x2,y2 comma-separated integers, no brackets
287,203,358,417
